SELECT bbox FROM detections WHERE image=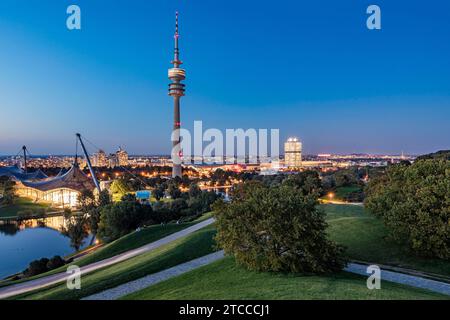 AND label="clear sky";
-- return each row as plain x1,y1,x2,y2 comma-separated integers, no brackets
0,0,449,156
